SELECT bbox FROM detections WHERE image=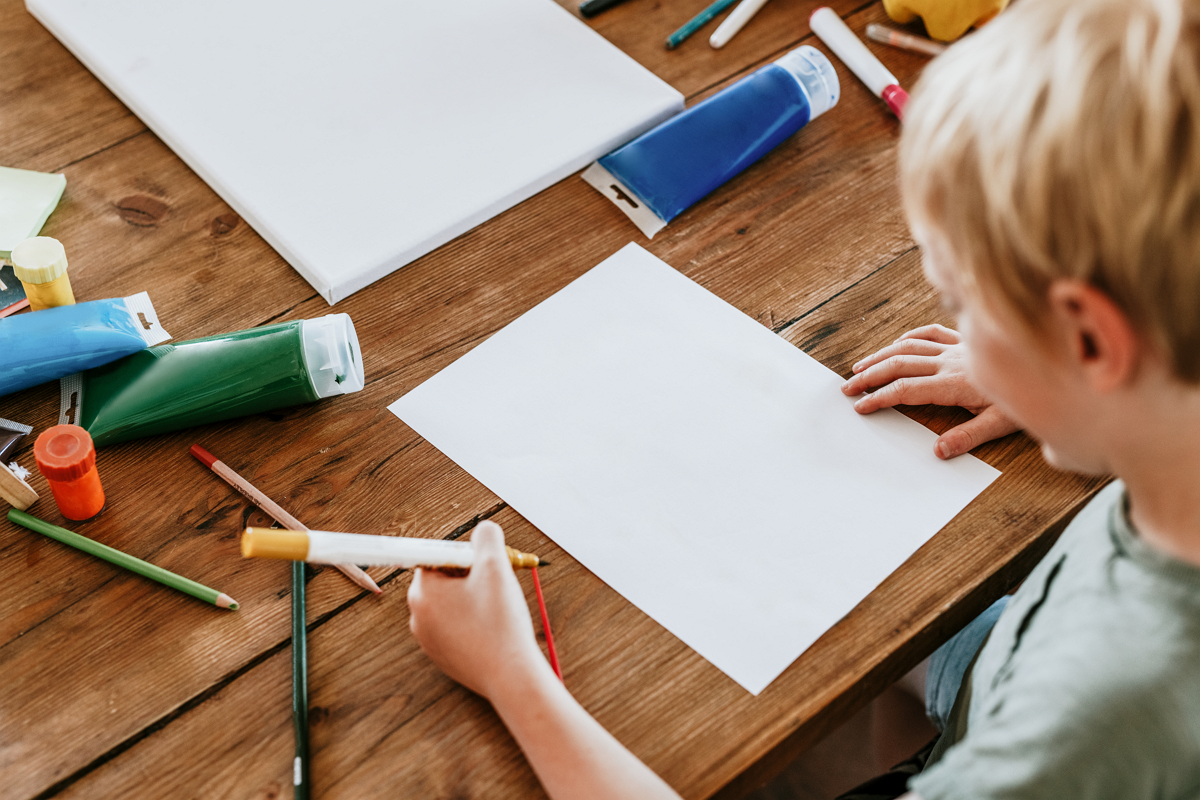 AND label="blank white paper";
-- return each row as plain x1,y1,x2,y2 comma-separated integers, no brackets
389,244,999,694
27,0,683,303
